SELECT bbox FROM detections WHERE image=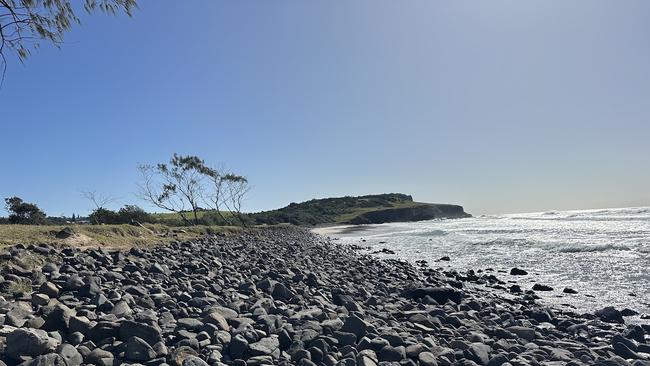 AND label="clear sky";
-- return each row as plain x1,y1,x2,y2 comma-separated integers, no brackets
1,1,649,216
